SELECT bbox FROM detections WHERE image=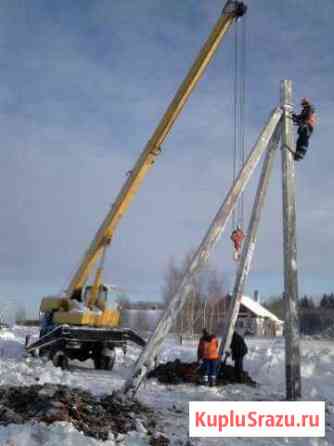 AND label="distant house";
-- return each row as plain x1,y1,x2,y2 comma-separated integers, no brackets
120,293,284,337
234,295,284,336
